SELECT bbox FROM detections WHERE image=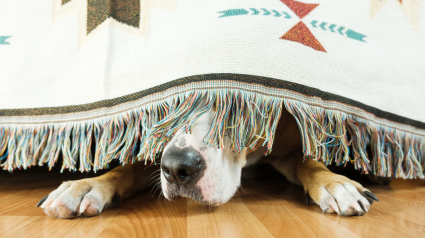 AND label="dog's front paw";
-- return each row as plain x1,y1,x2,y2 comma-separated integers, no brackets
36,178,120,219
305,175,379,216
